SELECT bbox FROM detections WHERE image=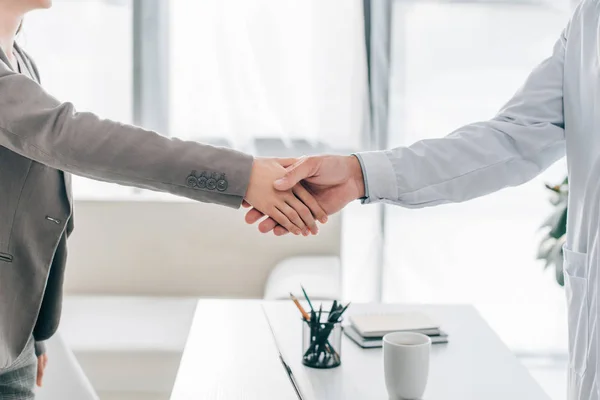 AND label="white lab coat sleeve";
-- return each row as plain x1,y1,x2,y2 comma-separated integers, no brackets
355,28,568,208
